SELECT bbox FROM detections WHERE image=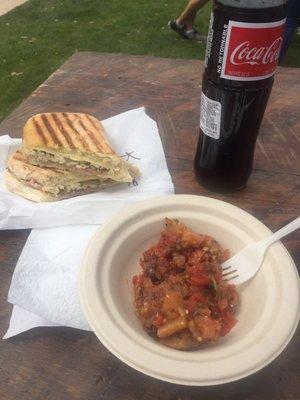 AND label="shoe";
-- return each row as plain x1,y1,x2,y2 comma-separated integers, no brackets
168,21,207,42
168,20,188,39
185,28,207,42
